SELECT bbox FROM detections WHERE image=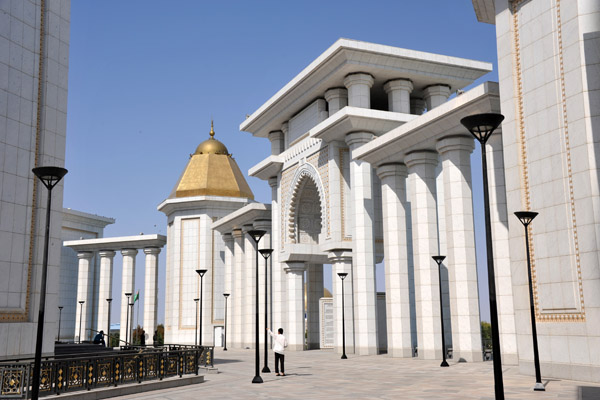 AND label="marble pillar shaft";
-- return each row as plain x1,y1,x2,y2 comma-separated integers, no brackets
143,247,160,339
307,264,324,349
377,164,413,358
97,251,115,335
285,262,305,351
330,252,355,355
75,252,94,341
120,249,138,344
232,229,244,348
